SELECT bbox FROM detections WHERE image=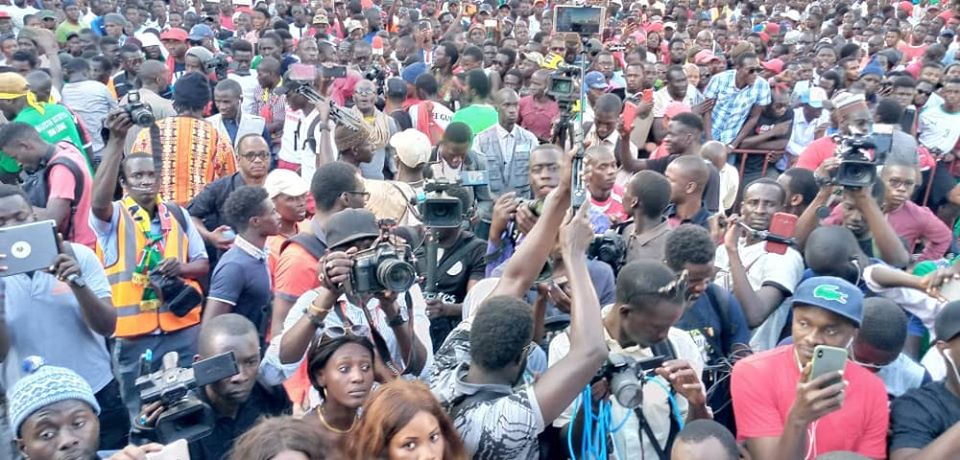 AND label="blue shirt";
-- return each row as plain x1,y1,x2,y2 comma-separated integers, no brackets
675,284,751,365
208,236,272,345
704,70,772,144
